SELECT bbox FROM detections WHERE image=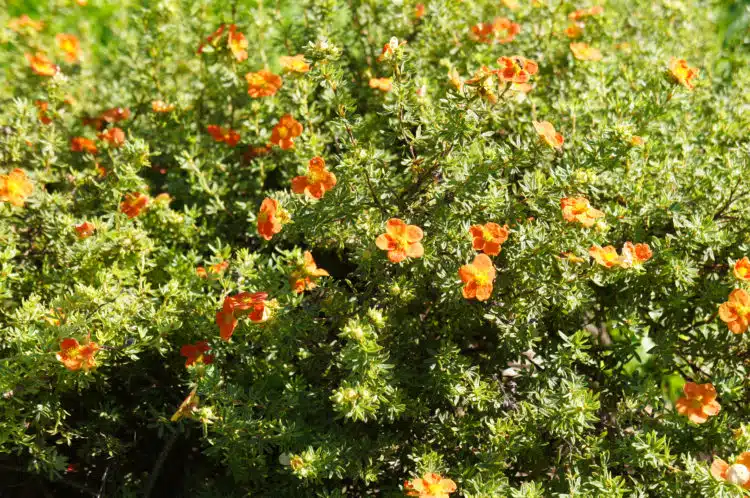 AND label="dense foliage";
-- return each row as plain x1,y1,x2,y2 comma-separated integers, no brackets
1,0,750,496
